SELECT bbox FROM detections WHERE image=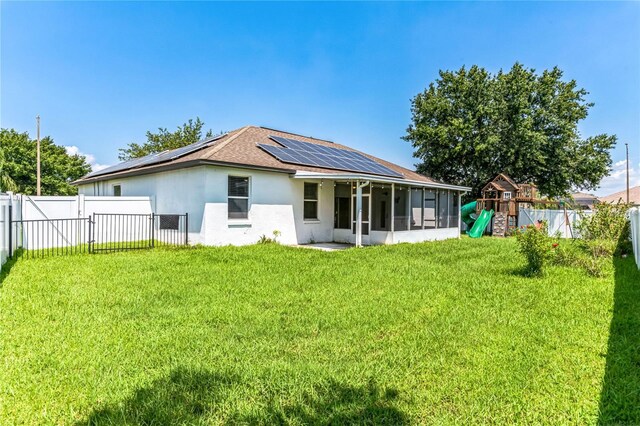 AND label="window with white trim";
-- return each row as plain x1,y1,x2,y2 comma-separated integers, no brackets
228,176,249,219
503,191,512,200
303,182,319,220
